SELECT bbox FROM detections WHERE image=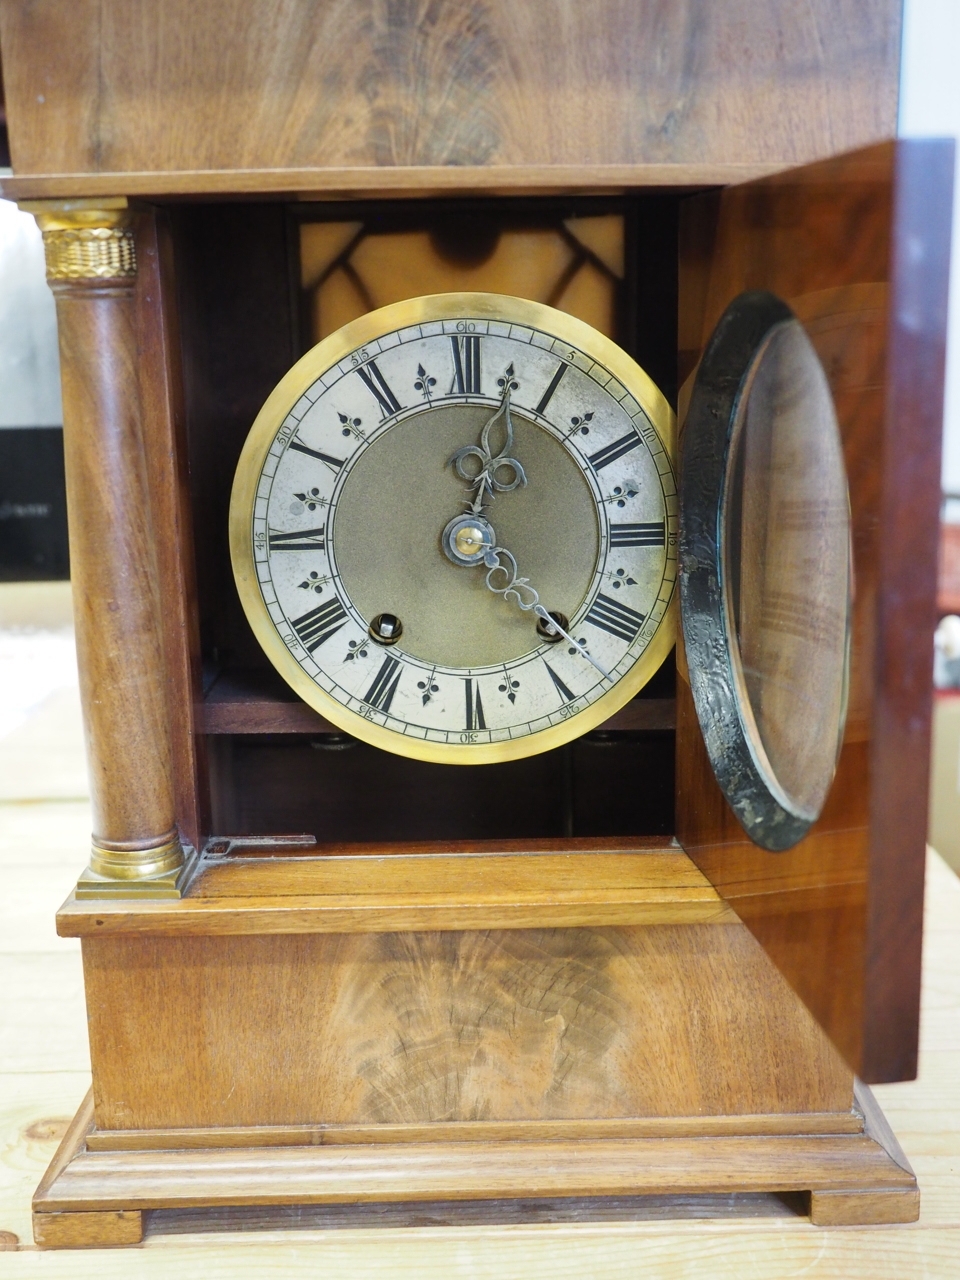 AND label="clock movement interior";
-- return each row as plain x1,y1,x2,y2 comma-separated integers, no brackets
175,196,680,844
